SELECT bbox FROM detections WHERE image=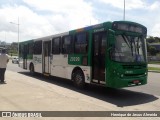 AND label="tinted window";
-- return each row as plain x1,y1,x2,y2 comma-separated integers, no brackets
52,37,60,54
94,32,107,56
75,32,88,54
62,35,73,54
28,43,33,54
19,44,23,57
33,41,42,55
